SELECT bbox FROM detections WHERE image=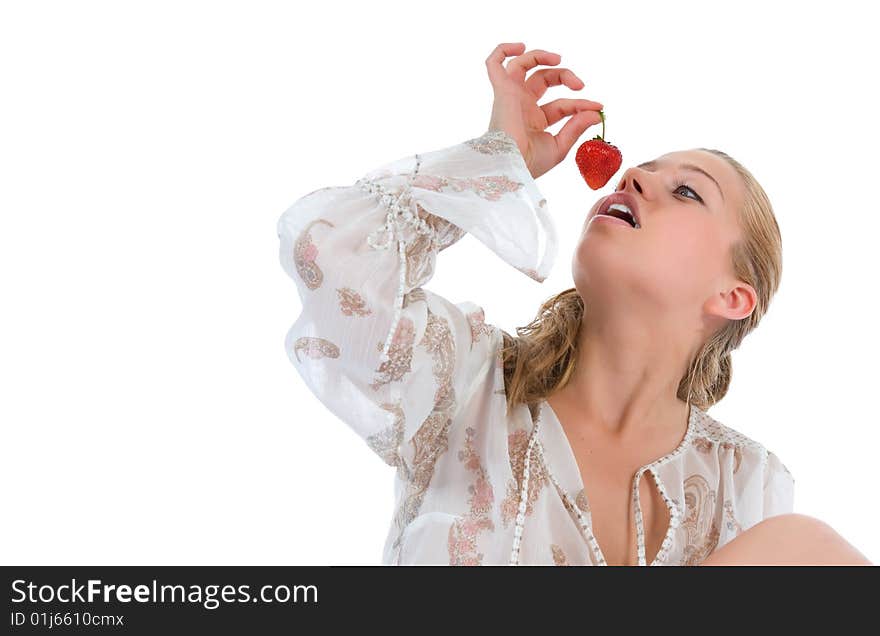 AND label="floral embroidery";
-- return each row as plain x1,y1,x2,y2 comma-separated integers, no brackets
448,426,496,565
294,218,334,290
409,174,445,192
337,287,372,317
390,308,457,555
551,544,569,566
680,474,720,566
366,401,407,470
370,316,416,391
693,436,714,453
501,428,549,527
722,499,743,536
466,308,493,348
292,336,339,363
411,173,524,202
465,129,519,155
419,308,456,413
